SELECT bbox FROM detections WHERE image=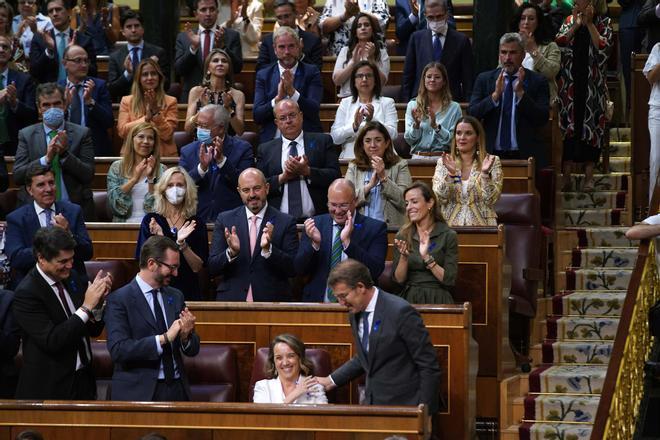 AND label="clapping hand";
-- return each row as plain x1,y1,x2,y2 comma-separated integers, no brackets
394,238,410,258
339,209,355,246
184,22,201,49
53,213,70,231
83,270,114,310
513,67,525,98
178,307,196,341
371,155,385,180
149,217,164,236
492,69,505,102
303,217,322,247
177,220,197,242
82,79,95,104
224,226,240,256
481,154,495,175
260,221,274,251
411,106,423,129
198,143,216,172
441,152,457,176
419,228,431,260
